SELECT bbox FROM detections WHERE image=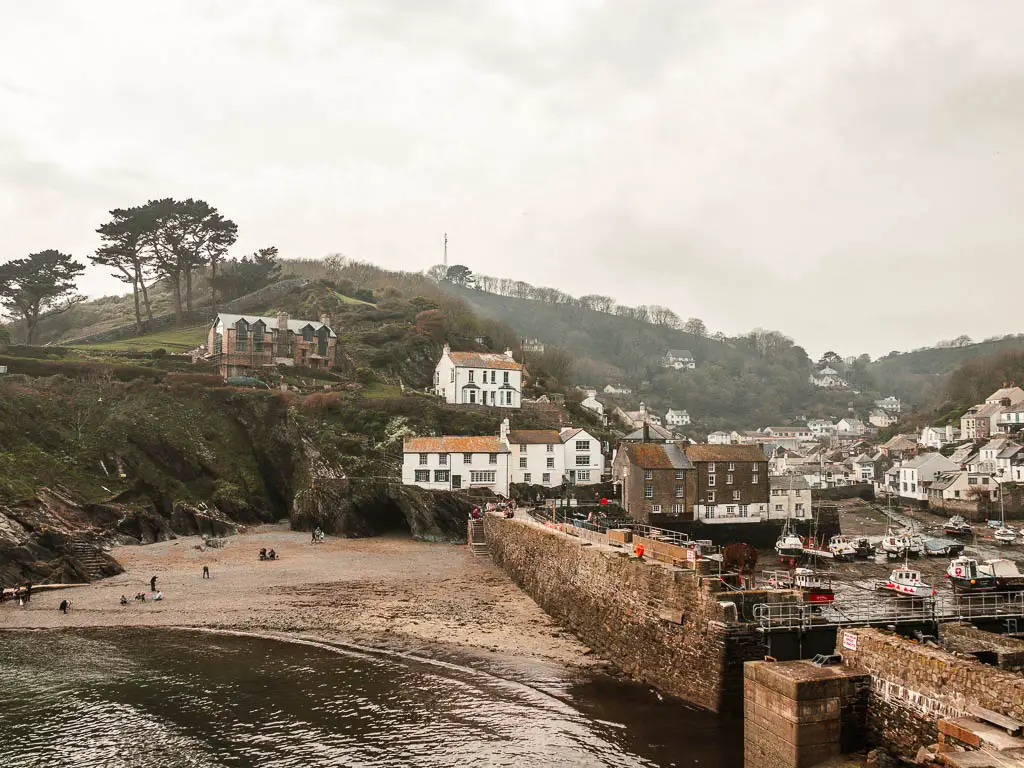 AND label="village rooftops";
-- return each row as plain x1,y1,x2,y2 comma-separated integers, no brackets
986,386,1024,404
928,471,962,492
666,349,693,358
882,434,918,450
685,444,767,463
851,453,875,464
620,442,691,469
507,430,562,445
623,423,679,441
770,475,811,491
403,436,509,453
446,350,523,371
215,313,337,337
